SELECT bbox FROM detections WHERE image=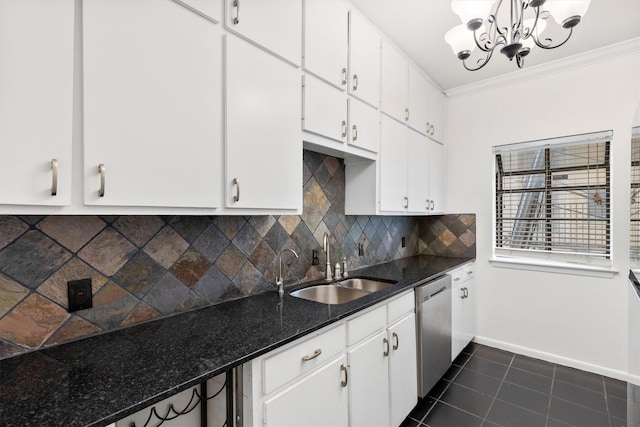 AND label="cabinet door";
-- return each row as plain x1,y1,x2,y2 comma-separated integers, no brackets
381,39,409,123
348,10,380,108
83,0,222,208
225,0,302,66
408,64,430,135
463,274,476,346
451,281,466,361
407,129,429,214
428,140,445,214
303,74,348,143
379,115,407,213
180,0,222,22
388,314,418,427
264,356,349,427
349,98,379,154
427,81,445,143
304,0,348,89
348,331,390,427
226,36,302,210
0,0,73,206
